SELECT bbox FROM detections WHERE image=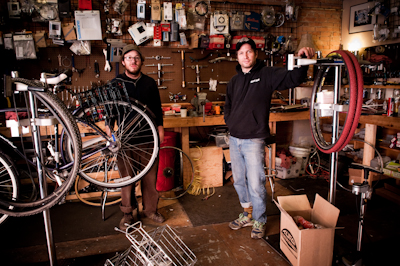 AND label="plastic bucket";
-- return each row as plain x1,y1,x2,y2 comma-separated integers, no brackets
157,131,177,191
289,146,310,175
